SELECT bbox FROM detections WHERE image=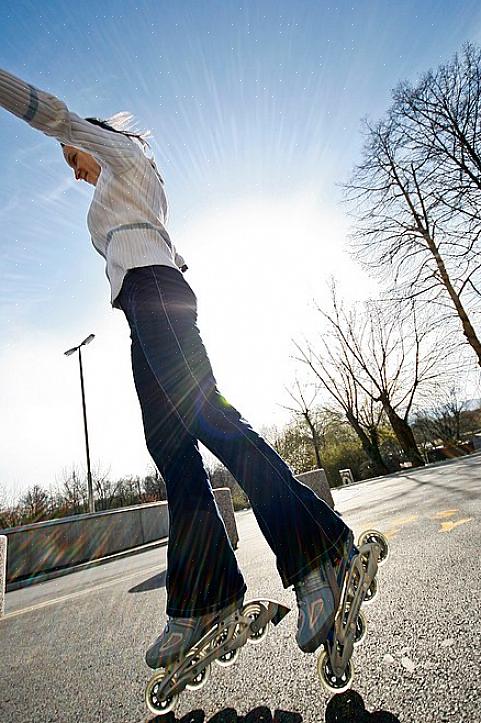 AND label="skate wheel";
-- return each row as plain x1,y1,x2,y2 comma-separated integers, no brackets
145,669,178,716
243,602,269,645
341,602,367,644
317,649,354,694
212,625,240,667
186,655,211,691
353,610,367,646
358,530,389,565
364,575,378,604
215,646,239,667
348,564,362,595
